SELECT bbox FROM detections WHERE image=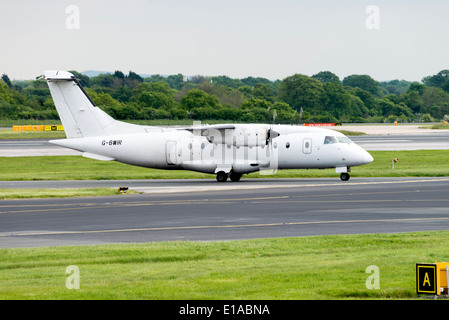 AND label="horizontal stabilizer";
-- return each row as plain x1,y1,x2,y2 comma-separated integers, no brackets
83,152,115,161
